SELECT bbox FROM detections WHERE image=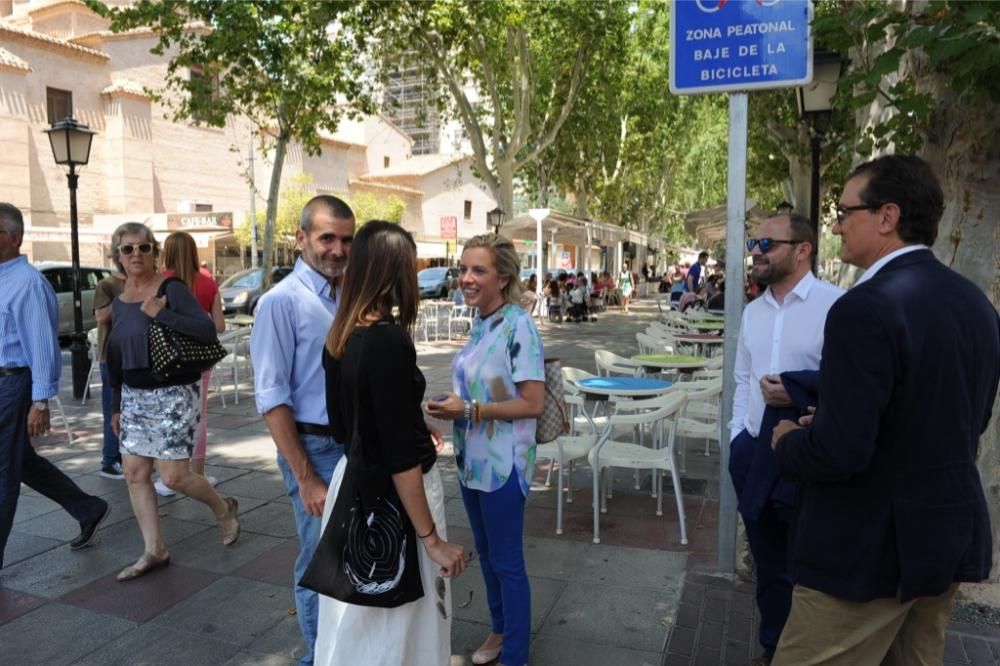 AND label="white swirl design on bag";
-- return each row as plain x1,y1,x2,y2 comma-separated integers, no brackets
342,499,407,595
